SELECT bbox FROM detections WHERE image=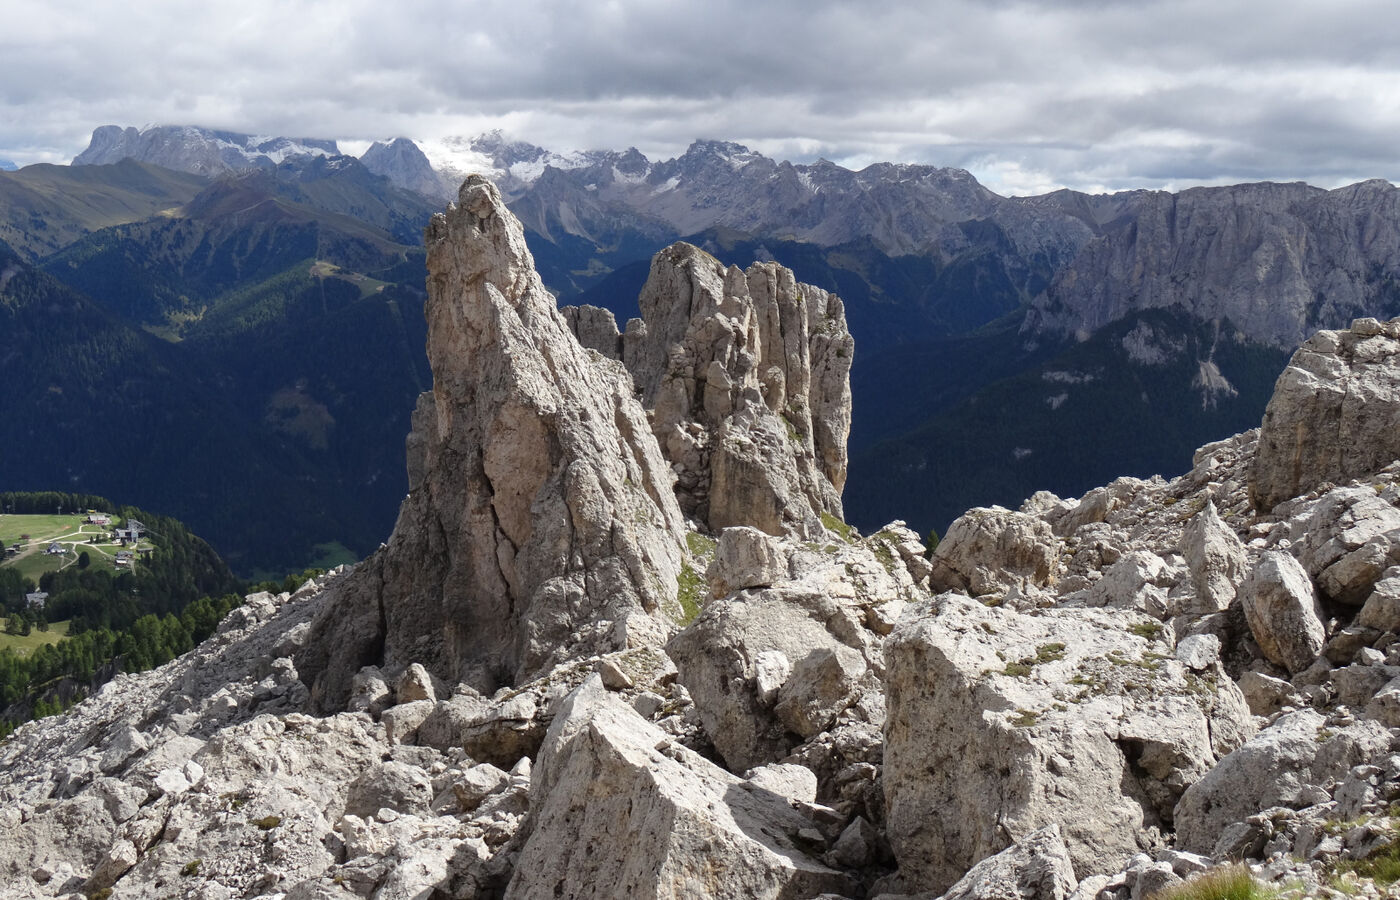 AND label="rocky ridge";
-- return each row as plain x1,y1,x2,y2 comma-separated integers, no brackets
8,184,1400,900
